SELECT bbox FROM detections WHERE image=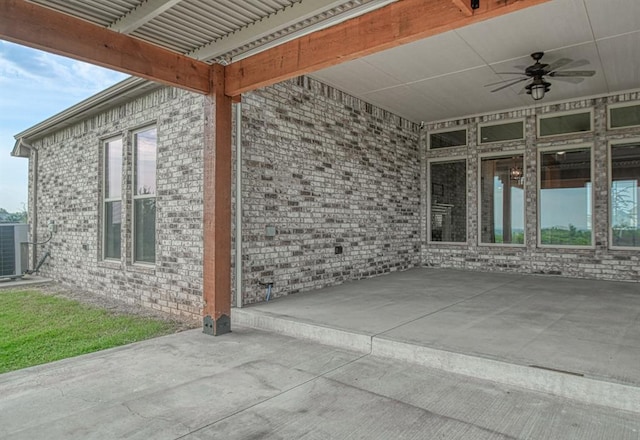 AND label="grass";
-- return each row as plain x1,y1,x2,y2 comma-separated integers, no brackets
0,289,180,374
